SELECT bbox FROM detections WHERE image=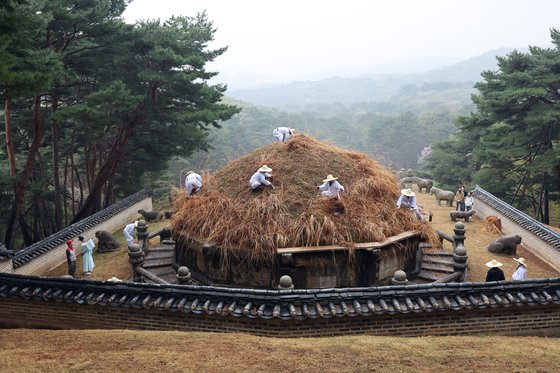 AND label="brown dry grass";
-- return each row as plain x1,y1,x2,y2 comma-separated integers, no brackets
1,329,560,372
171,134,437,266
